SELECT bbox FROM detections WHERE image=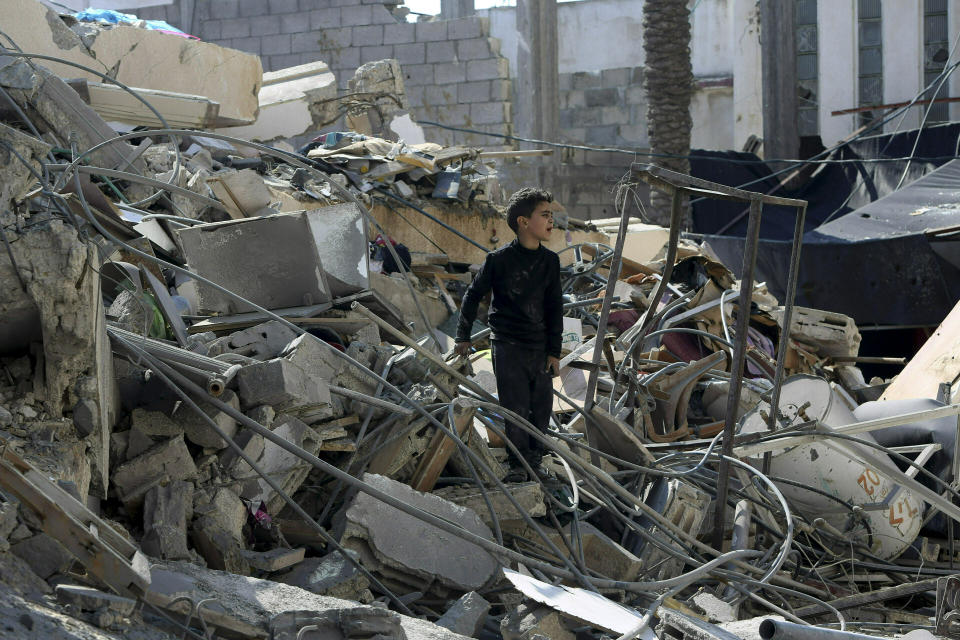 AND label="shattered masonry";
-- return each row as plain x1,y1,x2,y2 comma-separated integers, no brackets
1,3,960,640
